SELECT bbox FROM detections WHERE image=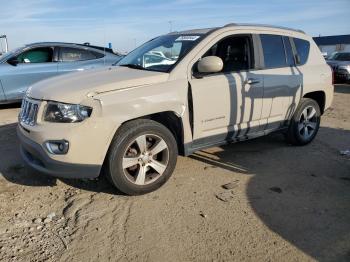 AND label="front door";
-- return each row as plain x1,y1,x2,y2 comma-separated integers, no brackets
1,46,58,100
0,80,6,102
189,34,264,146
